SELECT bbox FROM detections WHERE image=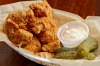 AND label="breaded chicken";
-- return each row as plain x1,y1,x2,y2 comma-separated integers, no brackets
4,0,62,57
6,10,28,30
27,0,56,34
26,9,56,34
31,17,56,34
29,0,52,18
38,28,58,43
24,36,41,53
26,0,62,53
6,10,27,24
42,40,62,52
3,19,19,42
26,9,35,28
13,29,33,44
